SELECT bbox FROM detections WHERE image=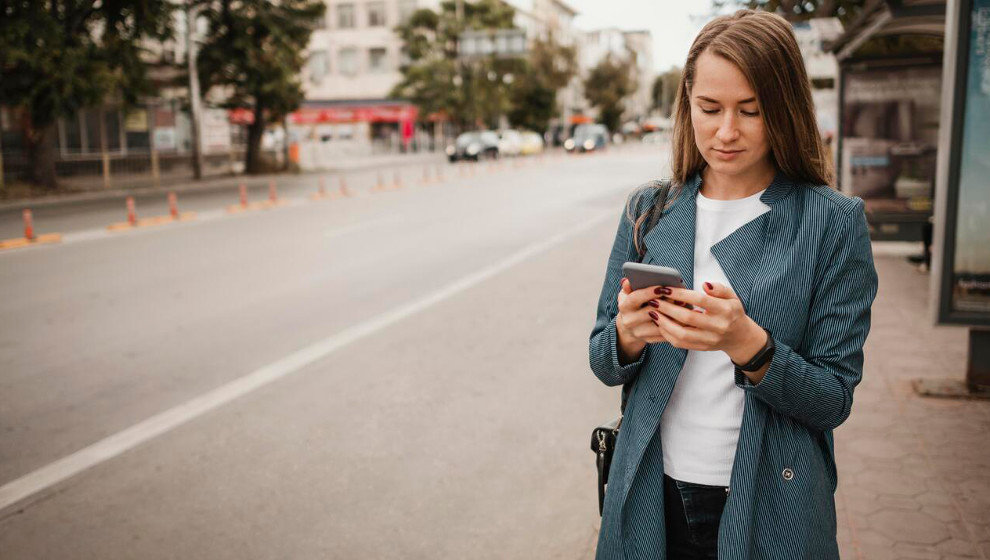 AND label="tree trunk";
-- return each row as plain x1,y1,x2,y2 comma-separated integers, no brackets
245,102,266,174
24,116,58,190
